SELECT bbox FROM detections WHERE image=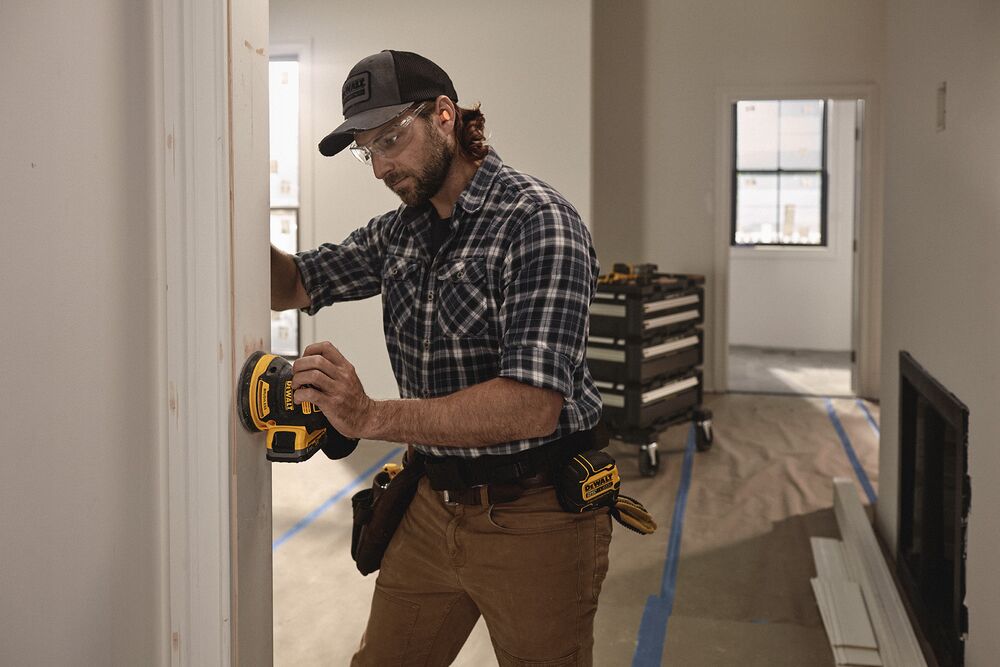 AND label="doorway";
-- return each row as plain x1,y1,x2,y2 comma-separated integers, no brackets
727,99,862,398
712,87,881,400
